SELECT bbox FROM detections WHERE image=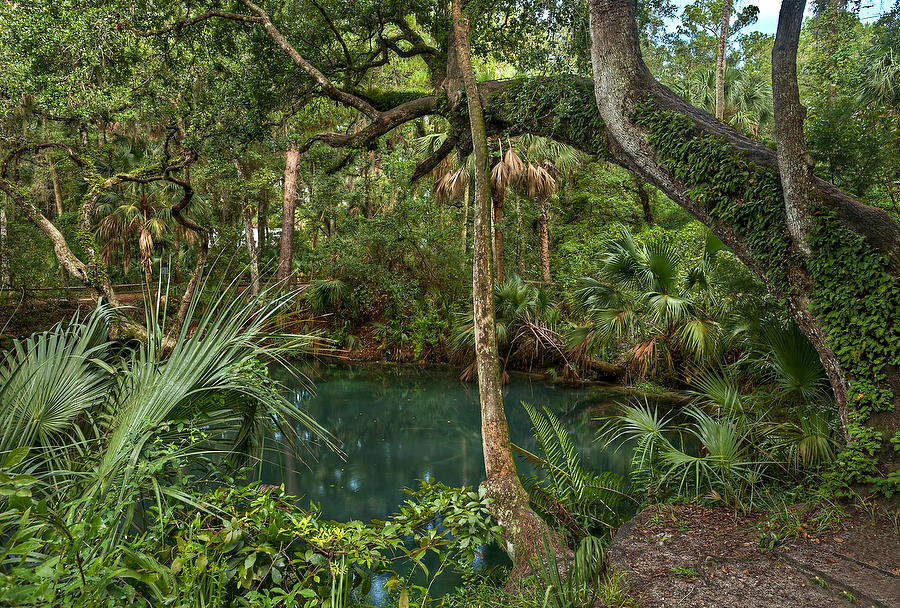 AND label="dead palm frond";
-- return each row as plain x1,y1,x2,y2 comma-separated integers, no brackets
491,146,525,190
